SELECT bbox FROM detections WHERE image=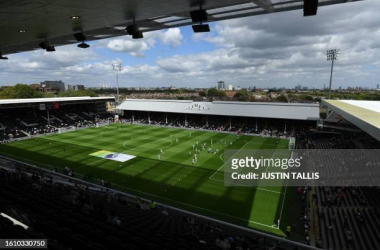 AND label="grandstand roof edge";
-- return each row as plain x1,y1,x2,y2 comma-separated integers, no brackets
323,99,380,141
0,96,115,105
